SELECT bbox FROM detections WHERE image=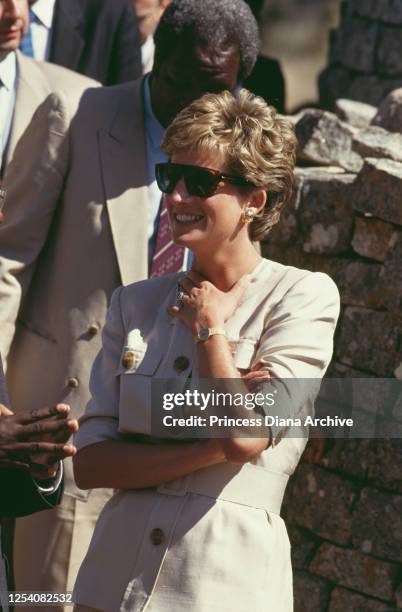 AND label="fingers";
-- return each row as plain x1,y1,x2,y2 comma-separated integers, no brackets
18,417,78,441
185,271,204,287
30,465,59,479
0,459,30,470
30,445,76,479
0,441,75,459
241,371,271,381
19,403,70,425
178,277,196,294
32,445,76,466
0,404,14,417
168,305,181,318
40,419,78,445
